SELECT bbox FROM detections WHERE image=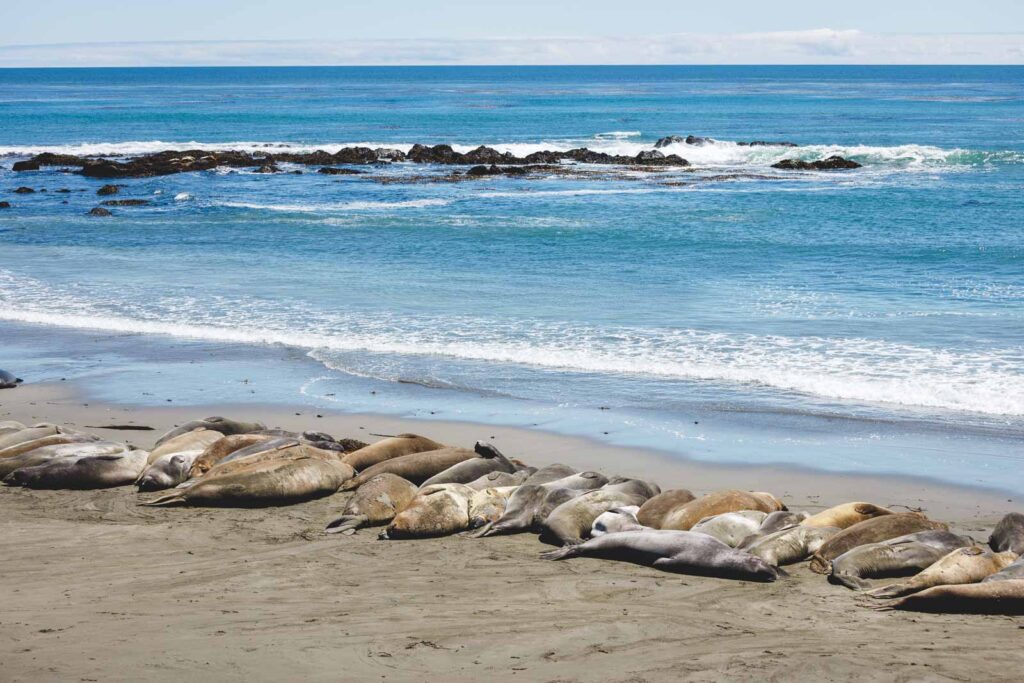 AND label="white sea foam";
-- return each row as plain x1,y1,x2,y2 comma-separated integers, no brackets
215,198,450,212
1,269,1022,418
